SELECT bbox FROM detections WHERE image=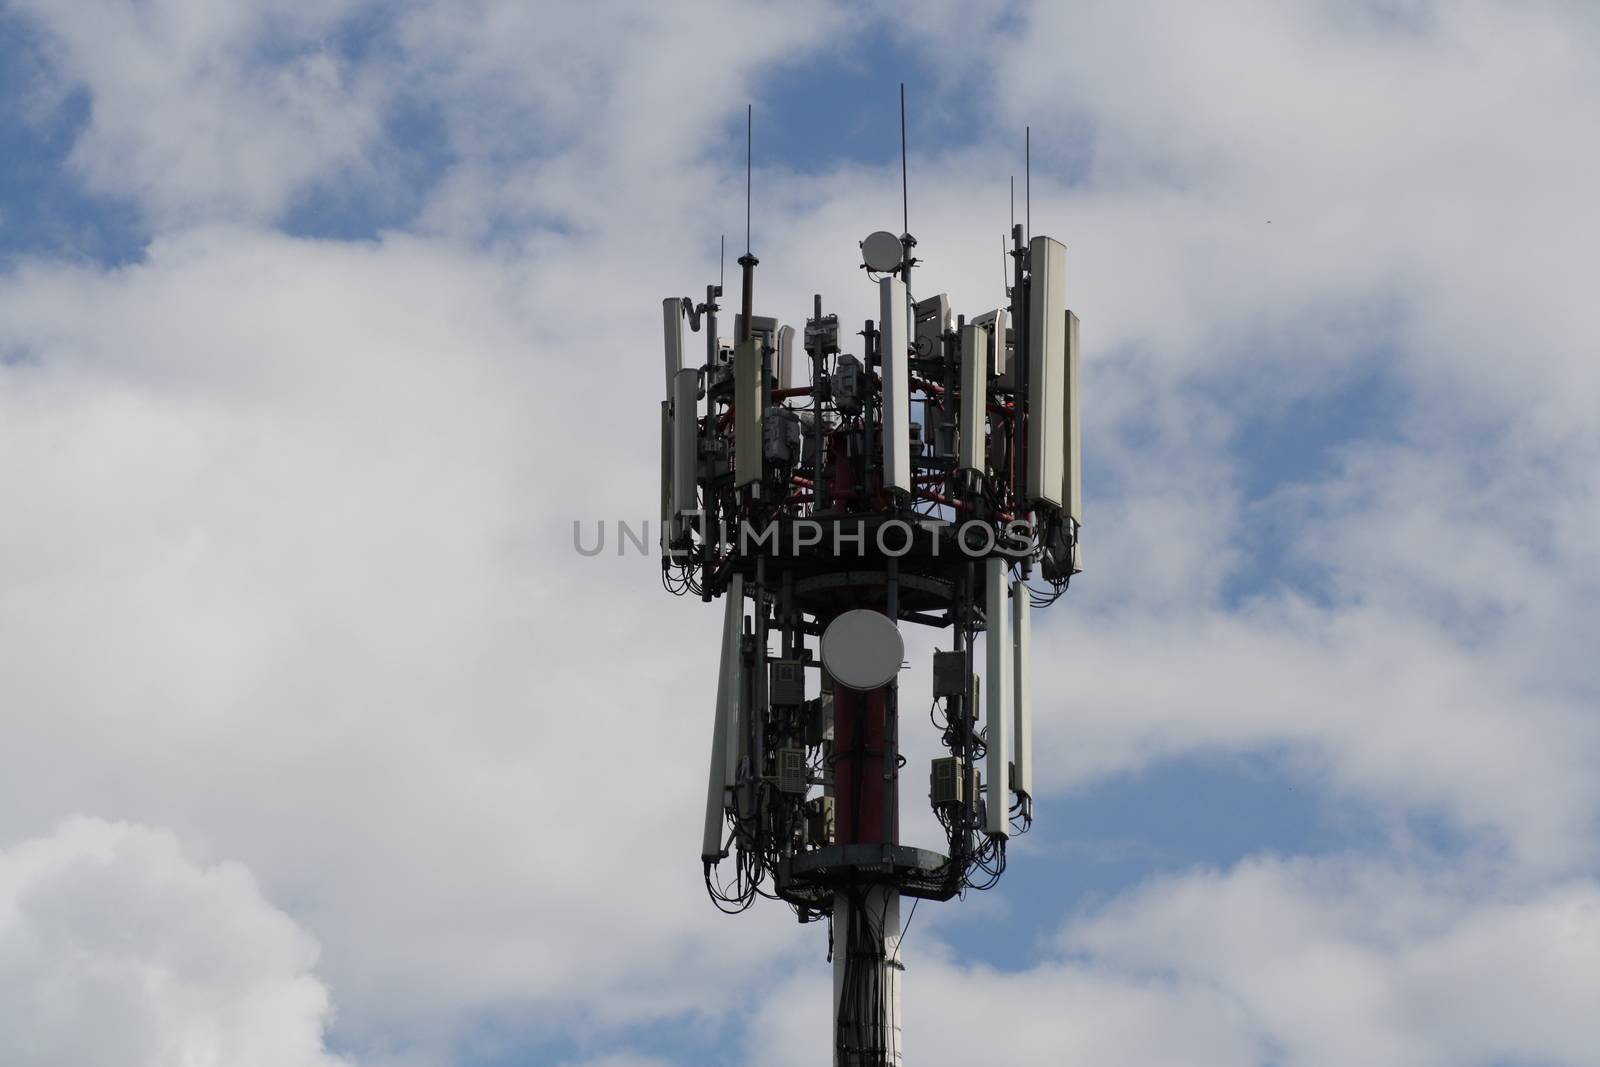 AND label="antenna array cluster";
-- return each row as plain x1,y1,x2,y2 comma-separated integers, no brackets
658,106,1082,1067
